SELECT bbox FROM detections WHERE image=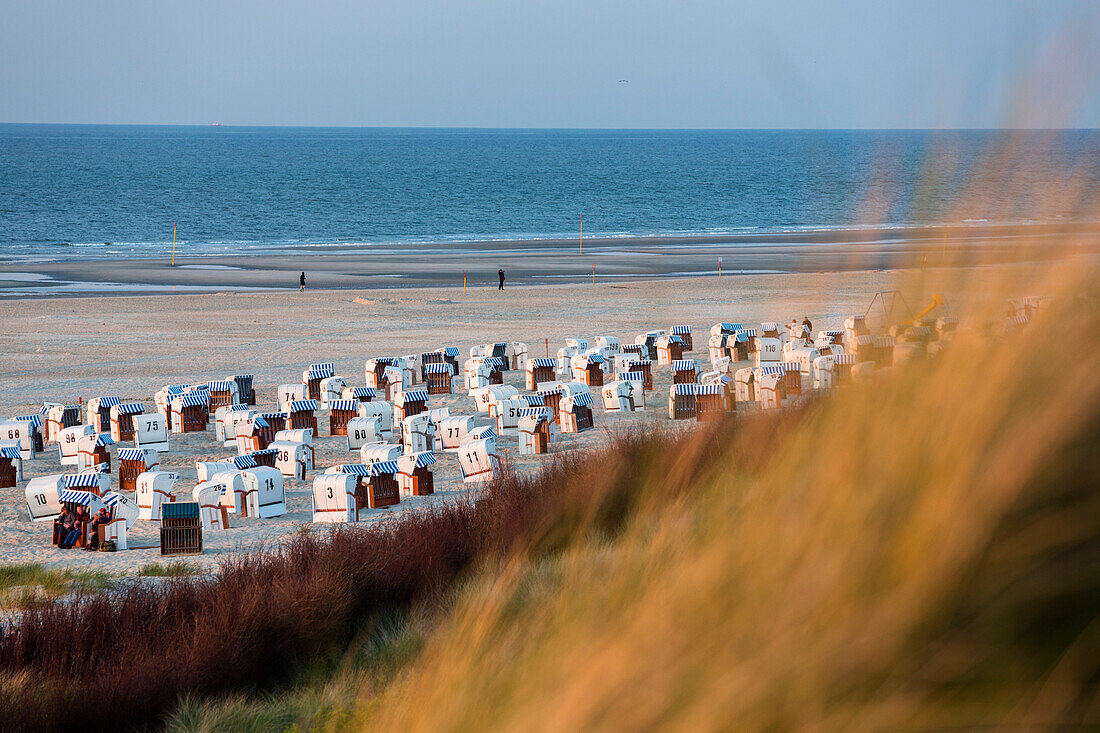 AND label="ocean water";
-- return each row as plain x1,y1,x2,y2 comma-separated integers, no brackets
1,125,1097,262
